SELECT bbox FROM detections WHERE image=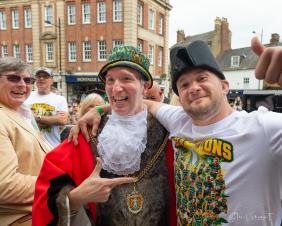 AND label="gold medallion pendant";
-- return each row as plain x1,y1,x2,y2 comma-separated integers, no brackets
127,185,143,214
